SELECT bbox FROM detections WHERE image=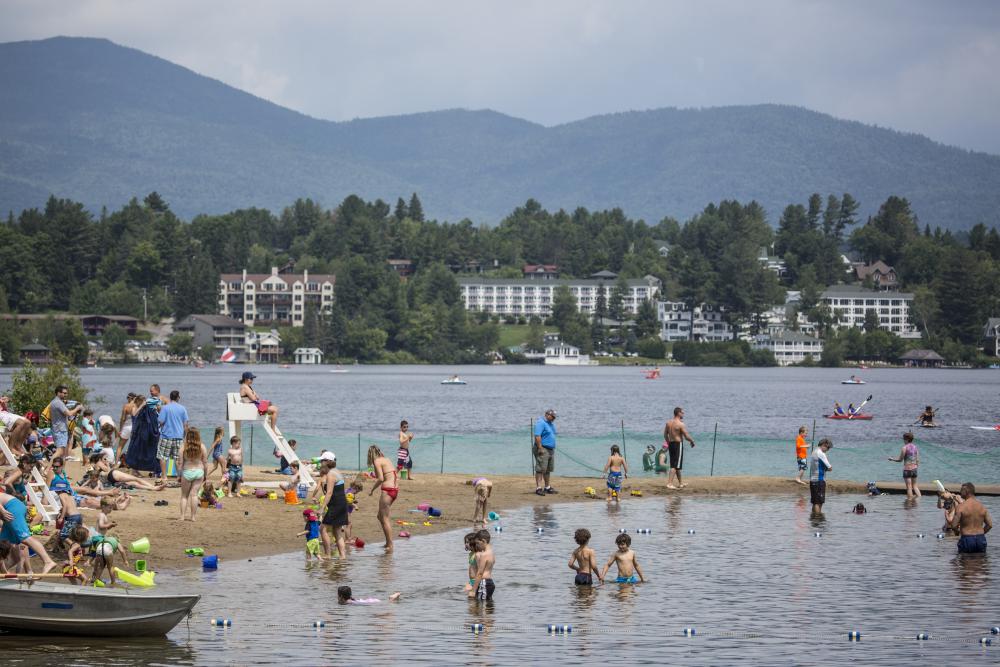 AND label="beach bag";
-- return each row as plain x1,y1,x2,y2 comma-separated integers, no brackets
256,399,271,415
